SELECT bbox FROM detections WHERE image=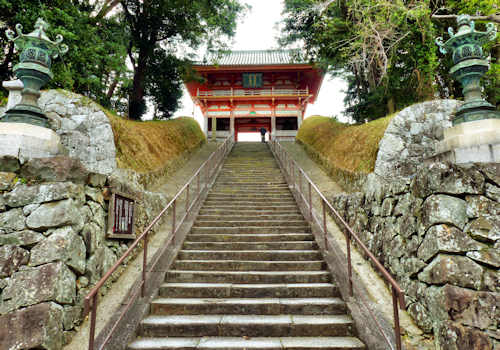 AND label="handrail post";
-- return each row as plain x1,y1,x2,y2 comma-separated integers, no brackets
393,287,402,350
308,182,312,221
322,199,327,251
142,232,148,297
186,184,190,212
347,231,353,296
88,293,98,350
172,199,176,237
